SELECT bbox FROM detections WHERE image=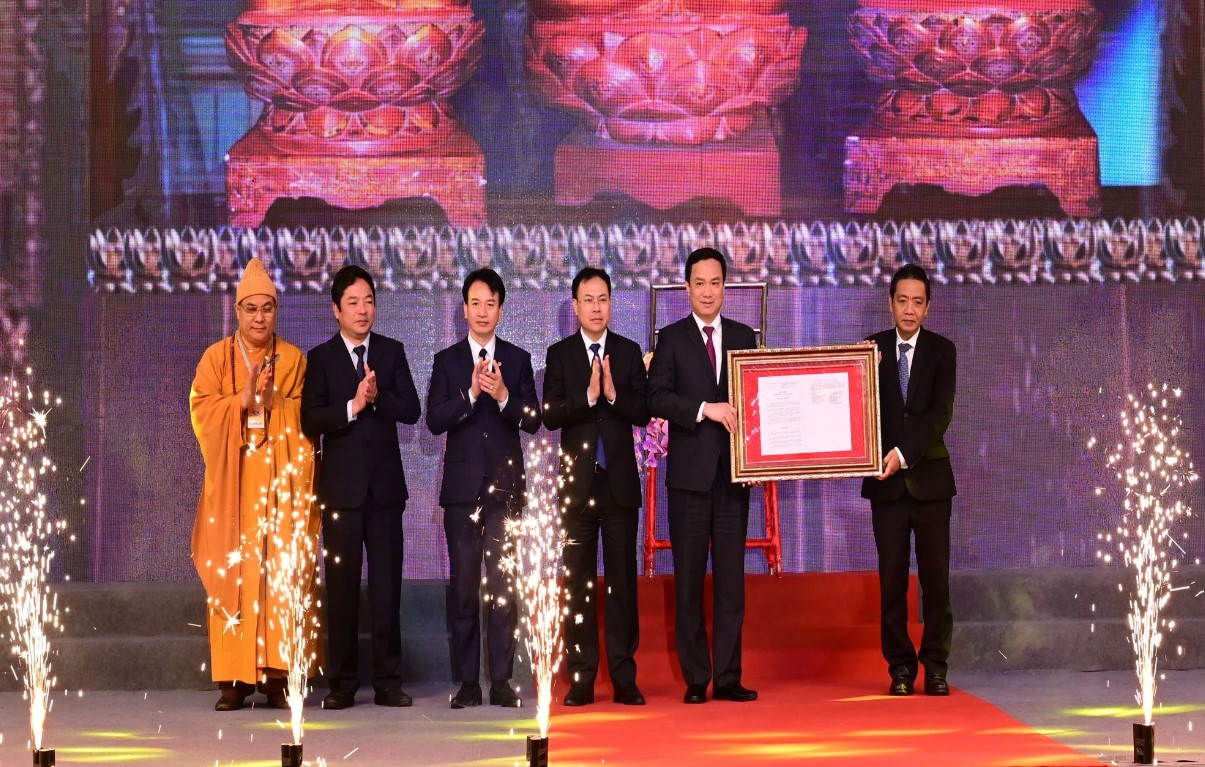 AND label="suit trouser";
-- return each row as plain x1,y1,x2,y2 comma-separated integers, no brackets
443,488,519,683
562,468,640,690
322,499,405,694
871,496,953,677
667,467,750,689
